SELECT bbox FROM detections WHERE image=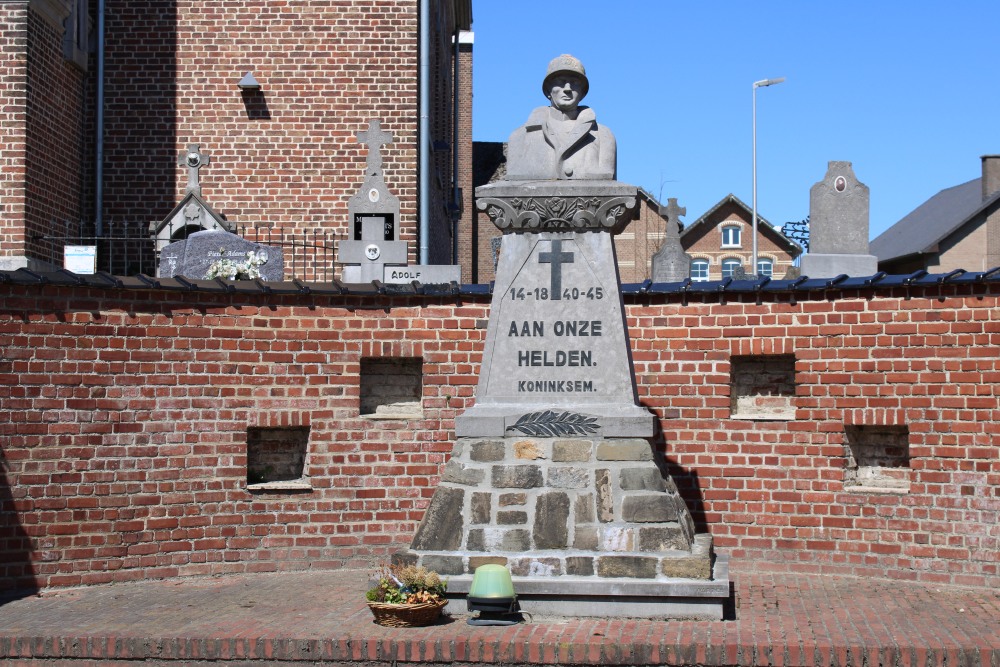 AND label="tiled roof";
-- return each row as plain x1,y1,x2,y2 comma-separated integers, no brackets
871,177,1000,263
